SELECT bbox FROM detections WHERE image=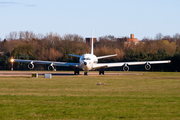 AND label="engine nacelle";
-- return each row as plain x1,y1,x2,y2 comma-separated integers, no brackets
145,64,151,70
28,63,34,69
123,65,129,71
48,65,54,71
